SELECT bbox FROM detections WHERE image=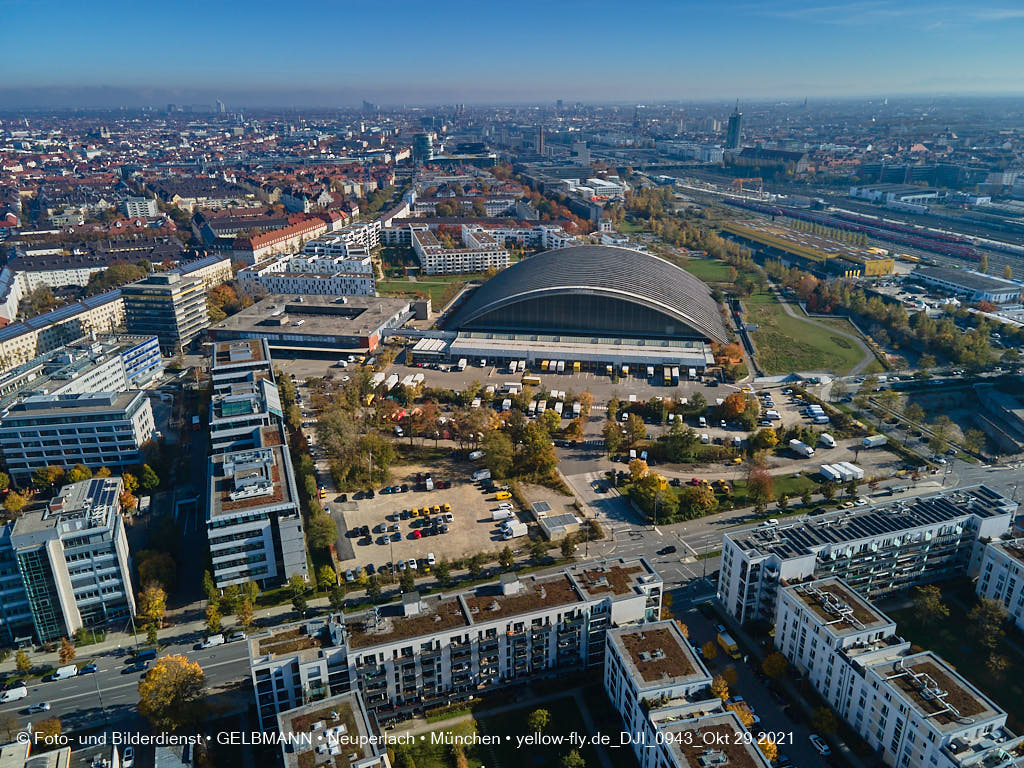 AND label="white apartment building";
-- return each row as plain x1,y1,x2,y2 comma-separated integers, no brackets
0,390,156,479
604,621,772,768
209,380,282,453
410,224,510,275
237,253,375,297
250,558,662,728
275,692,390,768
976,538,1024,631
3,476,136,644
718,486,1017,624
206,442,308,590
775,577,1024,768
122,197,159,217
